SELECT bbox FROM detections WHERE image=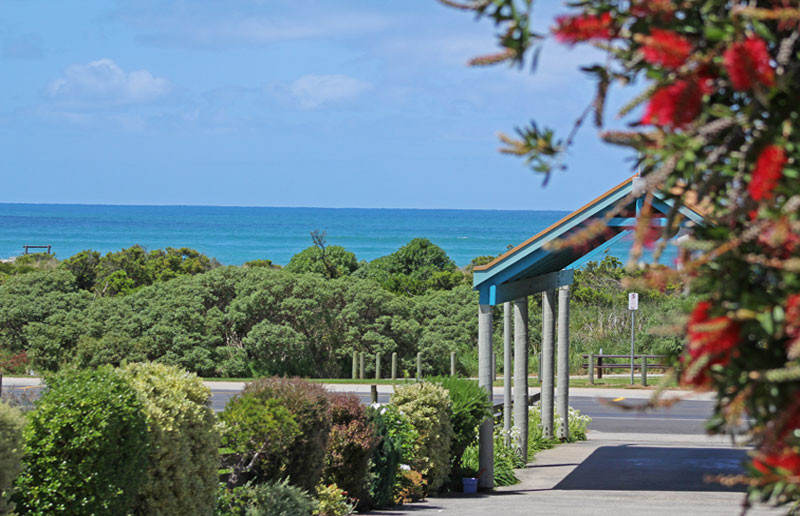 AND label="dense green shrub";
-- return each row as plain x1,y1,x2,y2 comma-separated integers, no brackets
284,245,359,279
120,362,220,516
366,405,419,508
322,394,376,508
390,382,453,493
241,378,331,490
14,367,149,515
219,395,300,485
216,480,316,516
0,401,24,514
429,376,492,482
